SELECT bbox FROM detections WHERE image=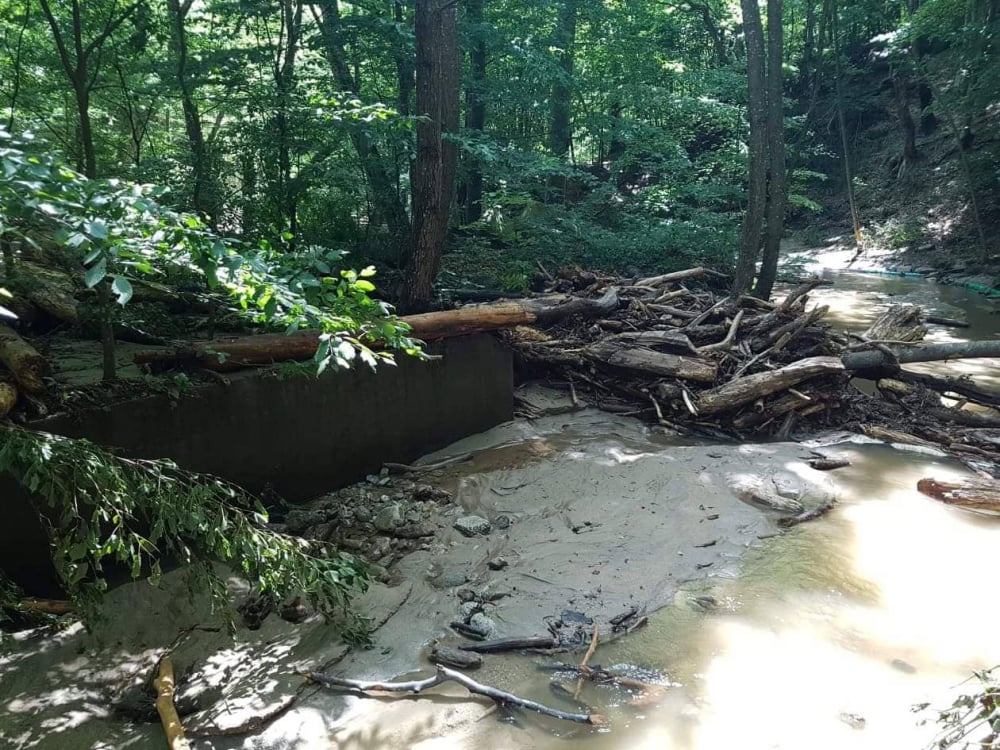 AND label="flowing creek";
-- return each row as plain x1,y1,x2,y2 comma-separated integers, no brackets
306,263,1000,750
